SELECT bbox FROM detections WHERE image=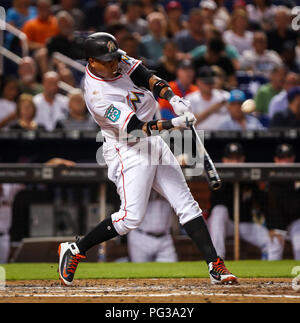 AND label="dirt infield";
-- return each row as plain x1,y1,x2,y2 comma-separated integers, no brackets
0,278,299,303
